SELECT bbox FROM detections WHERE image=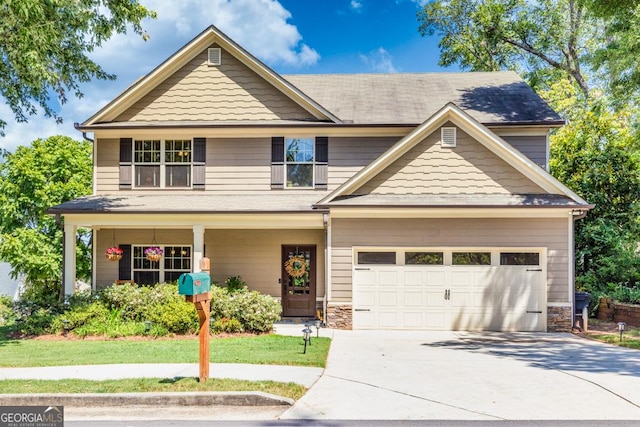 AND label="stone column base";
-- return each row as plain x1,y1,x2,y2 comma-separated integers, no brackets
326,304,352,330
547,306,572,332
